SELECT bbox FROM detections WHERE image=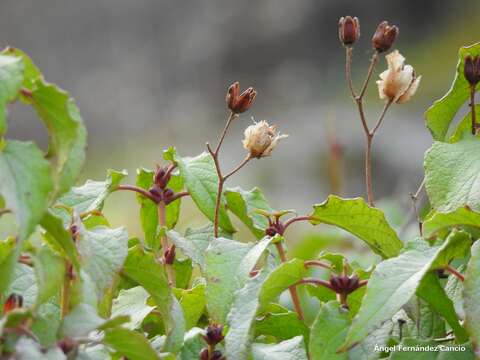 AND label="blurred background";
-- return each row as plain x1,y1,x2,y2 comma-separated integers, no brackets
3,0,480,252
